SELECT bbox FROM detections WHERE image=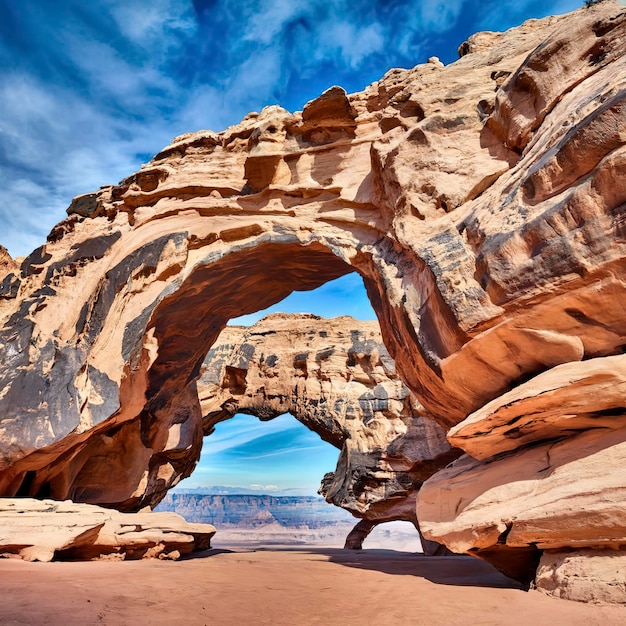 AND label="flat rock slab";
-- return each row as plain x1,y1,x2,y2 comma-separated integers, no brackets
0,498,215,562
